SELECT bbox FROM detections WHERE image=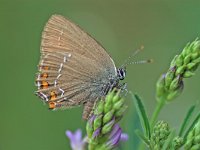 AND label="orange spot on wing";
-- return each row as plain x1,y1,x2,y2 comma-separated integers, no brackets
43,66,49,70
41,73,48,78
41,81,49,89
50,91,57,100
49,102,56,109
